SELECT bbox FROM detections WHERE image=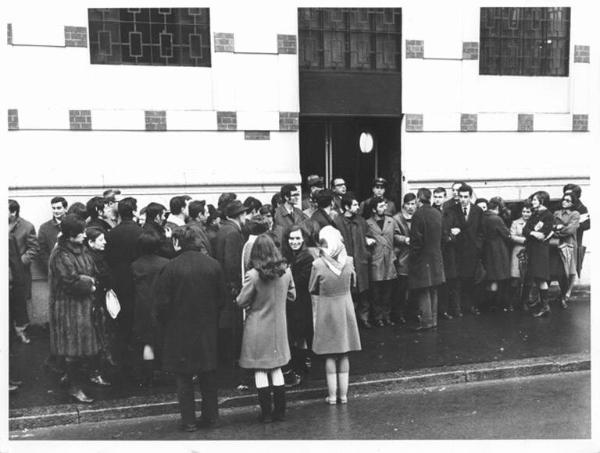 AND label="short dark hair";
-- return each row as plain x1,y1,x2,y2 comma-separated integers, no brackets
416,188,431,204
217,192,237,211
117,197,138,220
243,196,263,213
60,214,86,239
8,199,20,217
67,202,88,220
178,225,206,252
433,187,446,196
452,181,465,189
207,204,221,225
169,196,187,215
403,192,417,204
563,183,582,199
145,202,166,223
458,184,473,196
487,199,501,211
522,201,533,211
85,226,105,243
245,215,271,235
280,184,298,201
315,189,334,209
137,229,161,255
368,196,386,213
562,192,580,206
270,193,283,210
475,198,488,206
531,191,550,207
86,196,108,219
340,192,357,212
188,200,206,220
258,204,273,217
51,196,68,208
